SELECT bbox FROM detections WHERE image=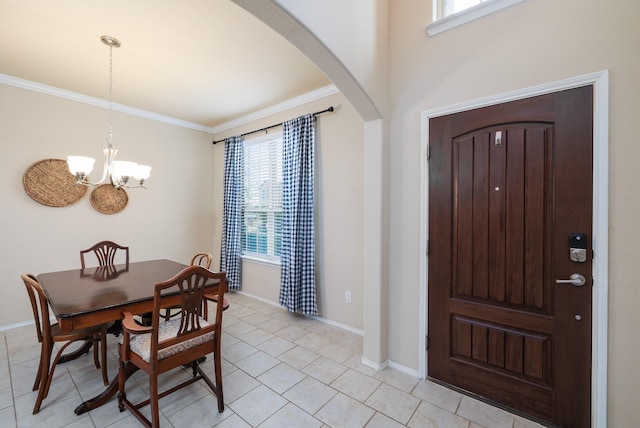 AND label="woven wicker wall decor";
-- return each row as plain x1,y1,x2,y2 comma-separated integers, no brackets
23,159,87,207
90,184,128,214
